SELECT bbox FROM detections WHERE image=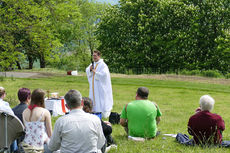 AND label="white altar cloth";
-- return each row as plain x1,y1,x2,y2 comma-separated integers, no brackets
45,98,69,117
